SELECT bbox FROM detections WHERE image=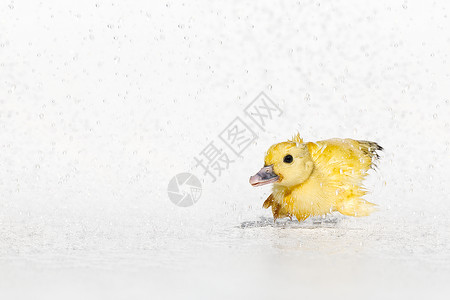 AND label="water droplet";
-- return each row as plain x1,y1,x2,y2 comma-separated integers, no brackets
305,93,311,102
